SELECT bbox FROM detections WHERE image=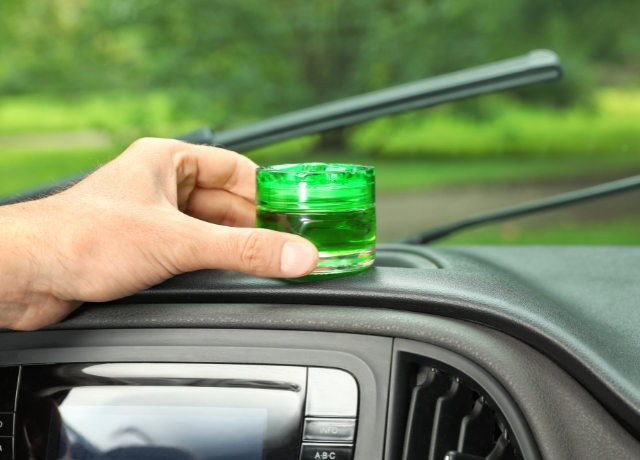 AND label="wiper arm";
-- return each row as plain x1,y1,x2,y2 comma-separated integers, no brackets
177,50,562,150
399,174,640,244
